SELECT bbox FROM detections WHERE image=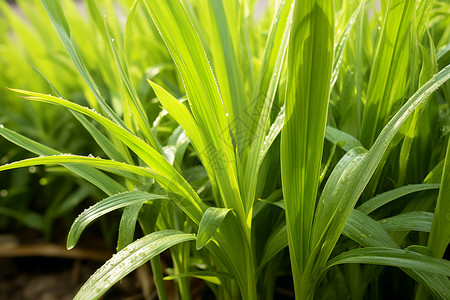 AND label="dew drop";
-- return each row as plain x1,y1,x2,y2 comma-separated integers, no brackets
111,38,115,42
0,124,3,128
0,189,8,197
